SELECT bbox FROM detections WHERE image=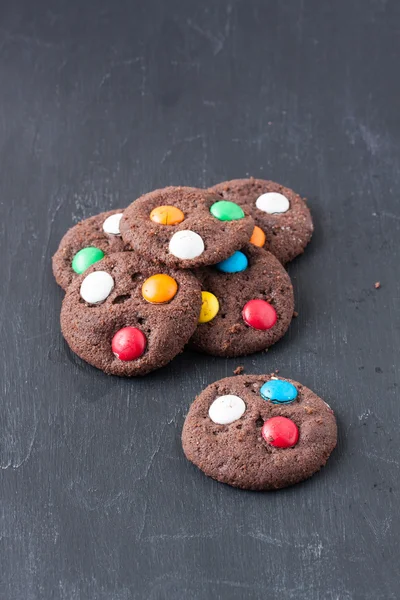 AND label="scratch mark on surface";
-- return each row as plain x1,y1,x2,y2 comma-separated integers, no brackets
138,497,149,541
98,72,111,89
241,528,325,559
140,57,147,97
186,20,226,55
295,0,305,41
1,409,38,470
140,526,223,543
21,422,39,473
182,134,204,143
158,135,207,176
161,149,172,164
25,331,52,342
201,135,208,187
147,573,261,598
379,211,400,222
360,451,399,467
224,4,233,38
42,191,67,261
241,531,285,546
358,124,383,156
358,409,371,421
0,28,63,49
142,440,163,480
